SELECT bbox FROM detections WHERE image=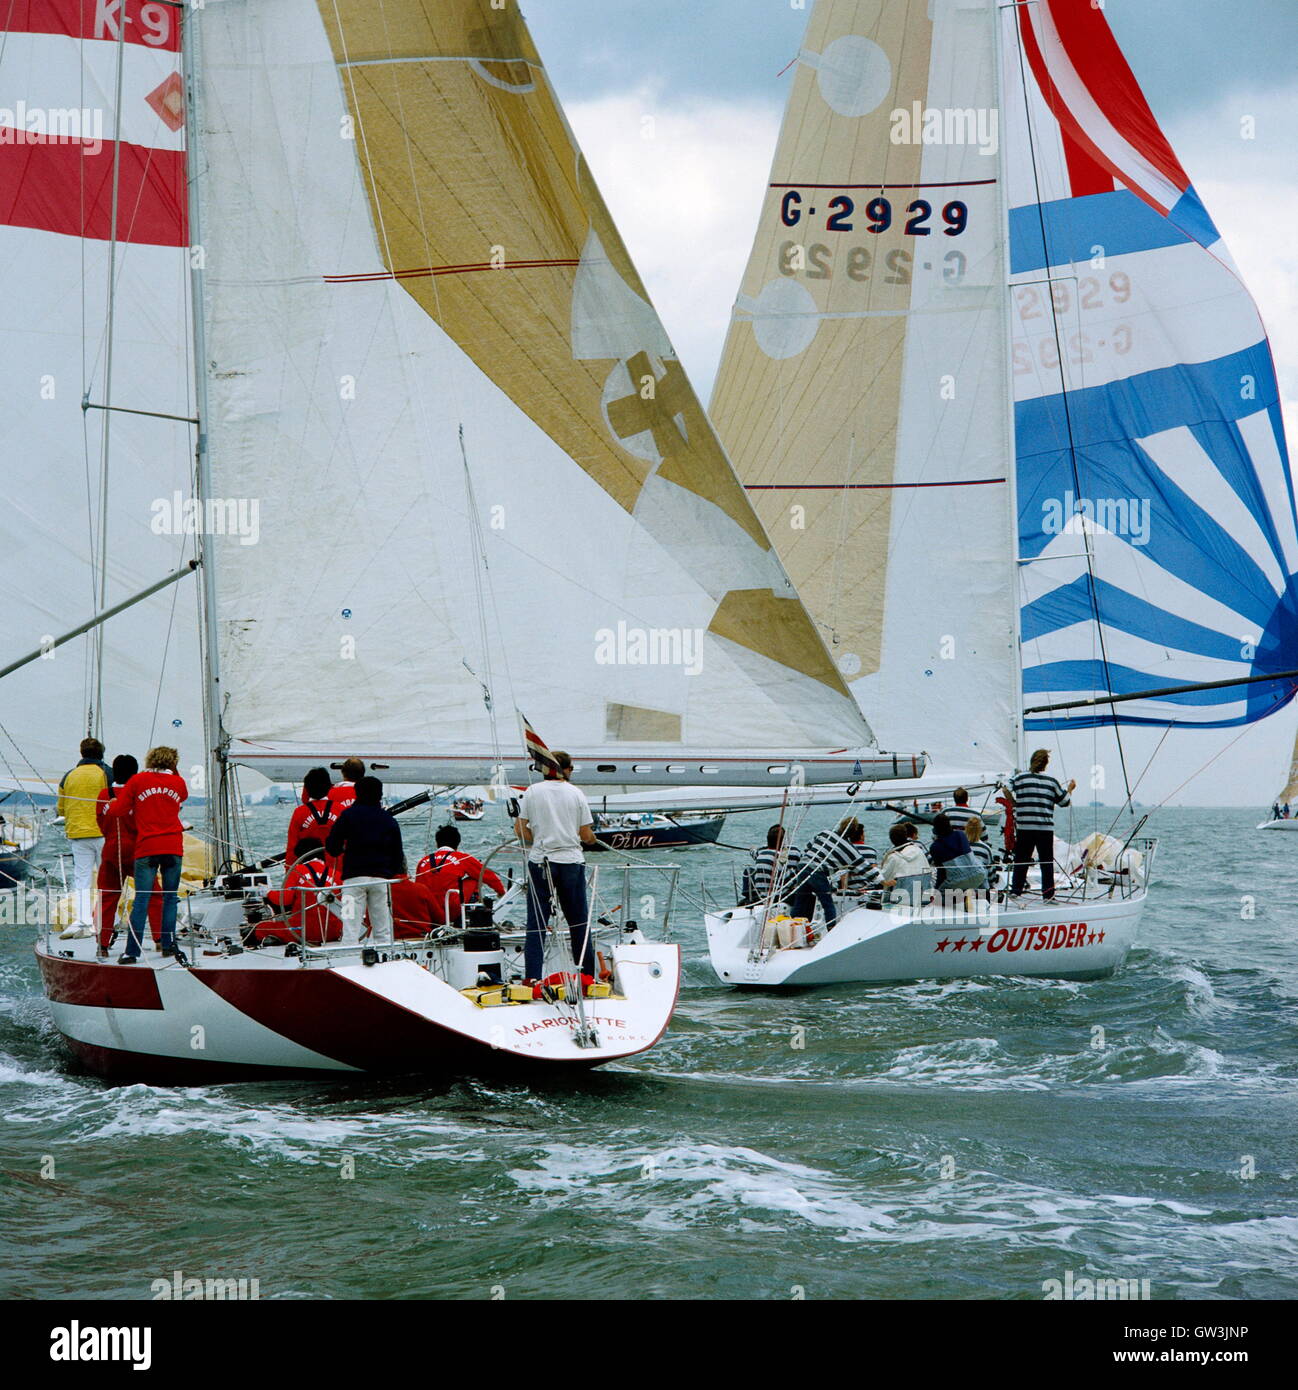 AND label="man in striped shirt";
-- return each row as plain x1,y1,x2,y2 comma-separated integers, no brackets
1006,750,1075,899
944,788,977,834
744,824,802,903
788,817,869,928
